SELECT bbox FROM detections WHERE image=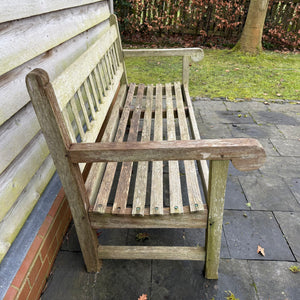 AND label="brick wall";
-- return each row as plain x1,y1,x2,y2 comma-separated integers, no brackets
4,189,72,300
